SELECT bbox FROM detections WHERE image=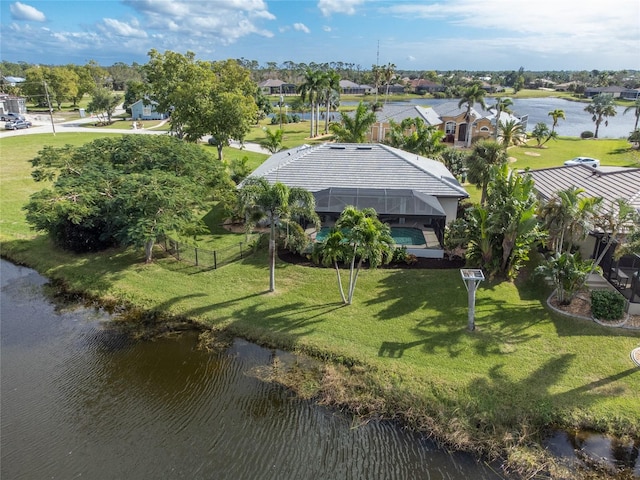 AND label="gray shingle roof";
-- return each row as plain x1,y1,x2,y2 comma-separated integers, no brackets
246,143,468,198
528,165,640,213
